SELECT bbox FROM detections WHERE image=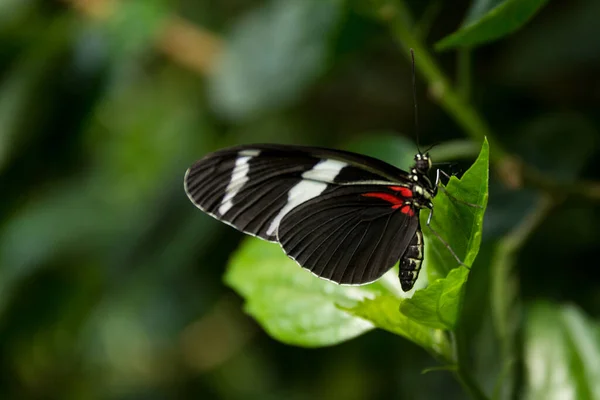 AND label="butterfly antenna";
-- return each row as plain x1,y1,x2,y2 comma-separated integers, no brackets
410,48,421,154
423,141,439,154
